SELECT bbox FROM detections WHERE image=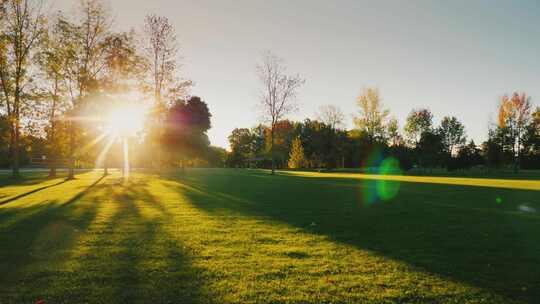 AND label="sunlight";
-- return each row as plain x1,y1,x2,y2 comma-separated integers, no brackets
105,104,147,137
